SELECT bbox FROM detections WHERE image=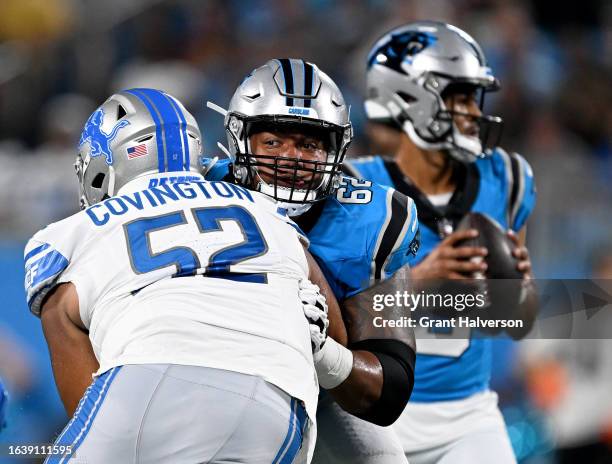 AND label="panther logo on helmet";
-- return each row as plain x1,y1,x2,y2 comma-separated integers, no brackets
365,21,503,163
368,31,437,72
78,109,130,165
